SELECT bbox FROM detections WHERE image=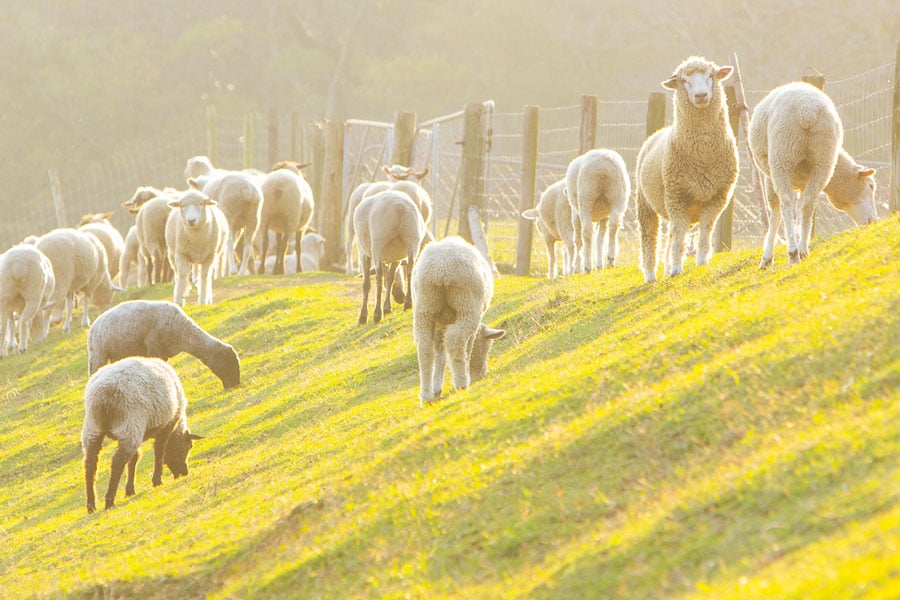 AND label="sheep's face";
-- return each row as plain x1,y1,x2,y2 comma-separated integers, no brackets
208,343,241,389
664,61,733,109
169,191,216,230
164,430,203,479
122,188,159,215
468,324,506,382
842,167,878,226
